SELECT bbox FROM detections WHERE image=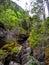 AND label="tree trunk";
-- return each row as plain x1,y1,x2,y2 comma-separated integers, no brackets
46,0,49,17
